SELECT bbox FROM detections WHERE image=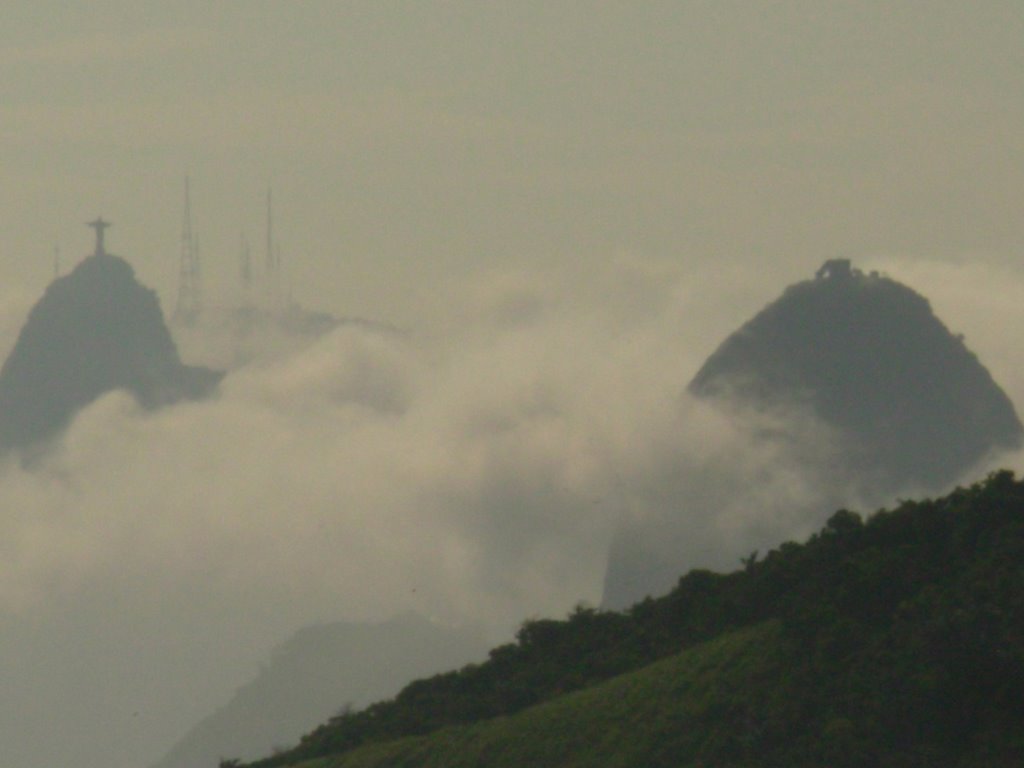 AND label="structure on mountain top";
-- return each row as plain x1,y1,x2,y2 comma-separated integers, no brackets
264,187,284,312
87,216,112,257
167,180,300,324
174,177,203,324
815,258,853,280
239,232,253,304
